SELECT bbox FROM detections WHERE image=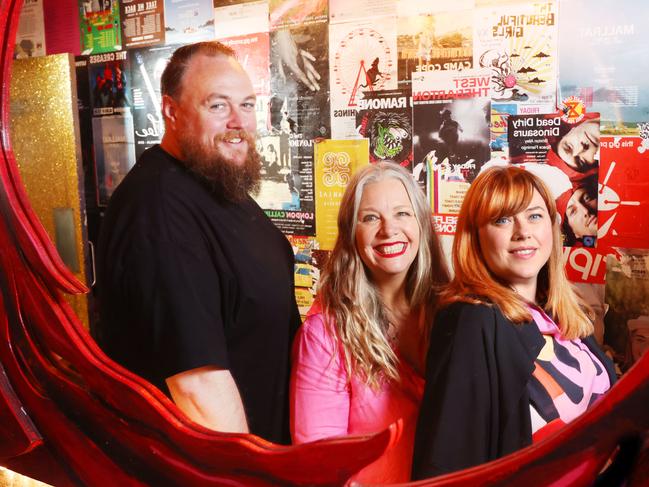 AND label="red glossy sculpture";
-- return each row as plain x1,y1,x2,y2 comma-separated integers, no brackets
0,1,647,486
